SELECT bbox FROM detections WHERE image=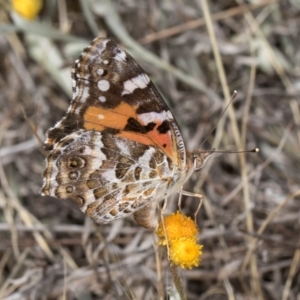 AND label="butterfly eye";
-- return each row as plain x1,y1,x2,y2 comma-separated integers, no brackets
193,151,212,172
193,156,203,172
